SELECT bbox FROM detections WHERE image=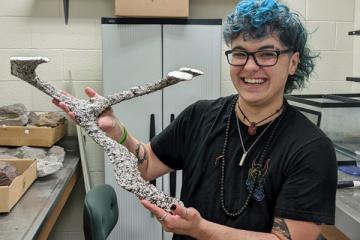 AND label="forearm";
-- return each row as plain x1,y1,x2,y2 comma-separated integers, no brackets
110,122,169,180
107,121,150,178
123,133,150,177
